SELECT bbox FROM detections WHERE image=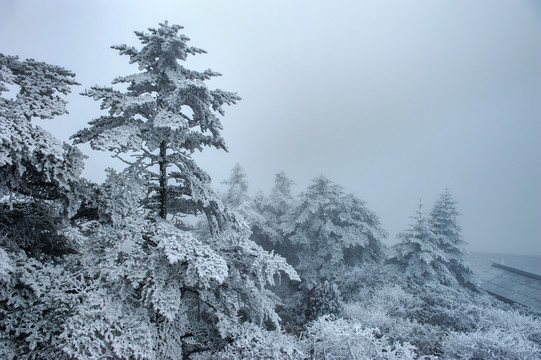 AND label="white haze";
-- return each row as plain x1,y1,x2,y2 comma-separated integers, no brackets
0,0,539,255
